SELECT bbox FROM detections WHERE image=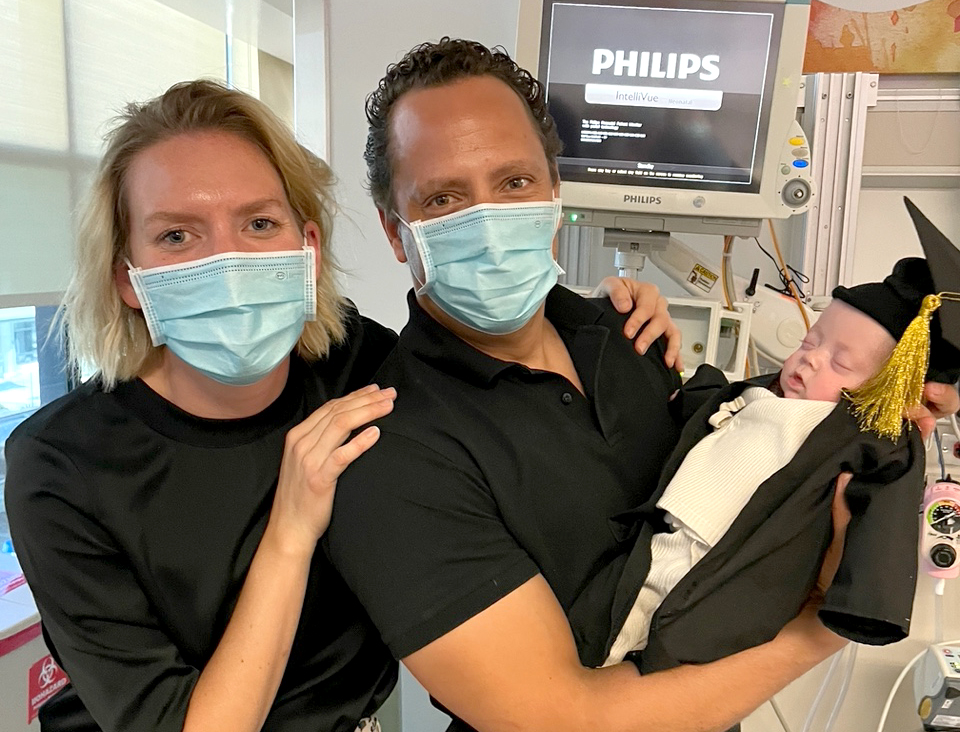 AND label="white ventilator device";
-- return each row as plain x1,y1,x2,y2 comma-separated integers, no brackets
602,229,815,379
915,644,960,731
